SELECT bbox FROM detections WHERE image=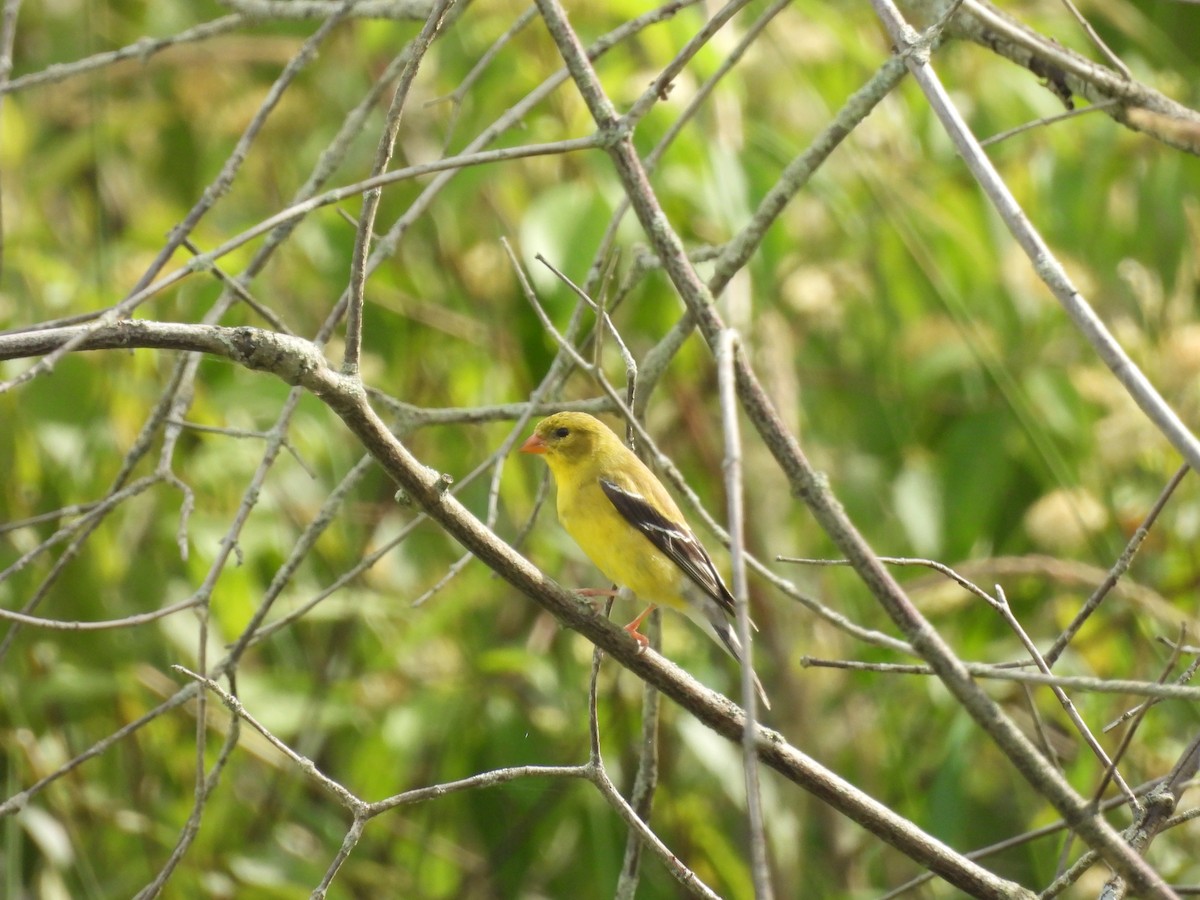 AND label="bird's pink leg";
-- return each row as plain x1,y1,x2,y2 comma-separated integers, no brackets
576,588,618,598
575,587,618,614
623,604,655,651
